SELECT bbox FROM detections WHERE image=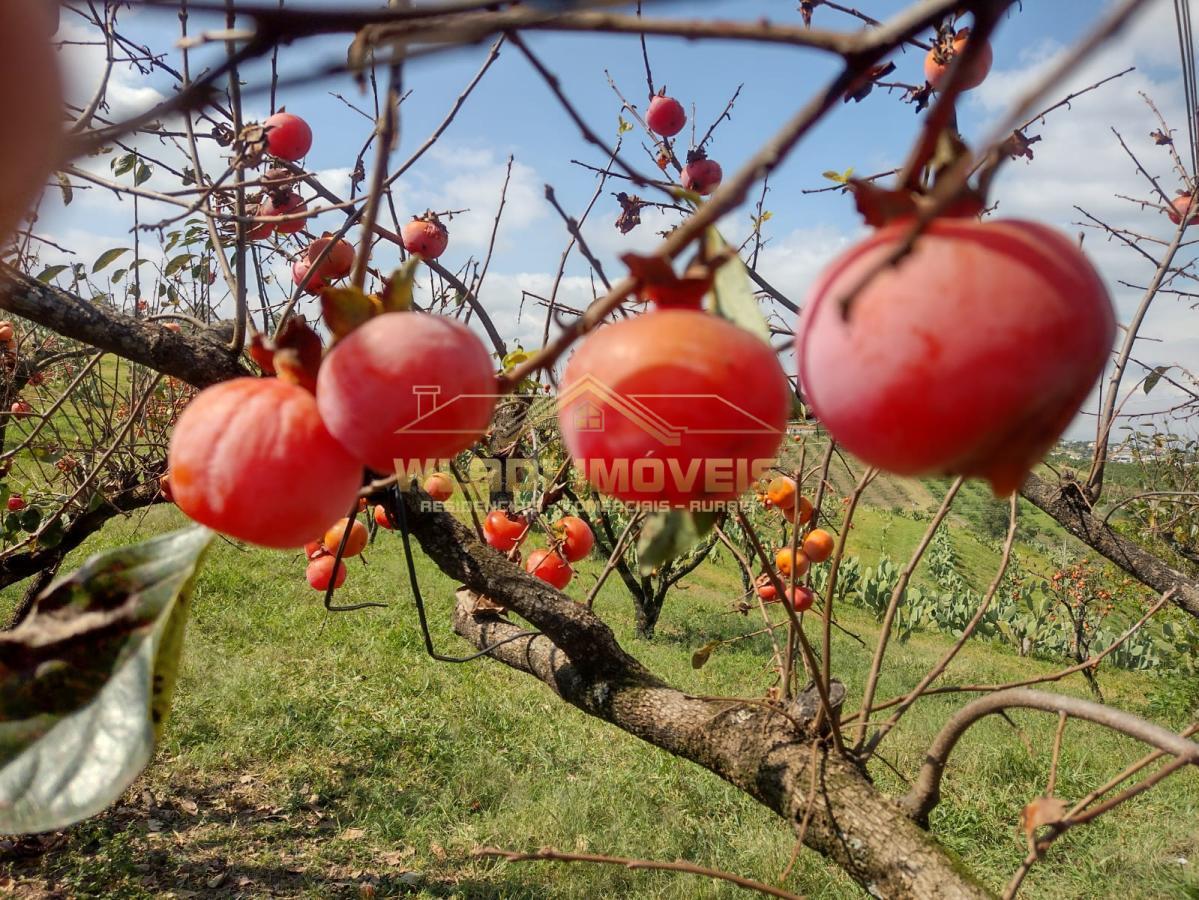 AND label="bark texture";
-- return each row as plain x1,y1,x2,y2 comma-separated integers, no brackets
0,267,249,388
